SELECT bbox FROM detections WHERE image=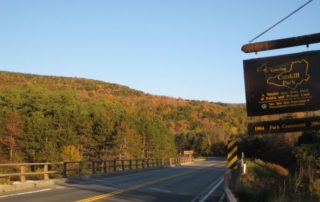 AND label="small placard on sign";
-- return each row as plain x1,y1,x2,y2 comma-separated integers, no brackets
248,116,320,135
